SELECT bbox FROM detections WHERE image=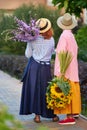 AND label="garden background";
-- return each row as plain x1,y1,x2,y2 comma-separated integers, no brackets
0,4,87,61
0,4,87,129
